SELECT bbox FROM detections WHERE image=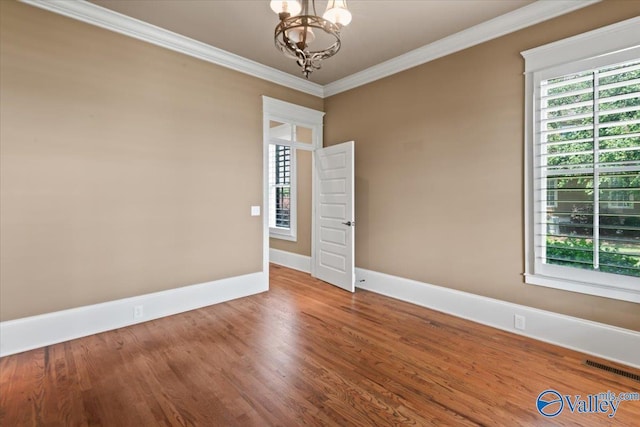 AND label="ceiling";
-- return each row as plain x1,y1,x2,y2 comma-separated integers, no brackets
88,0,536,86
